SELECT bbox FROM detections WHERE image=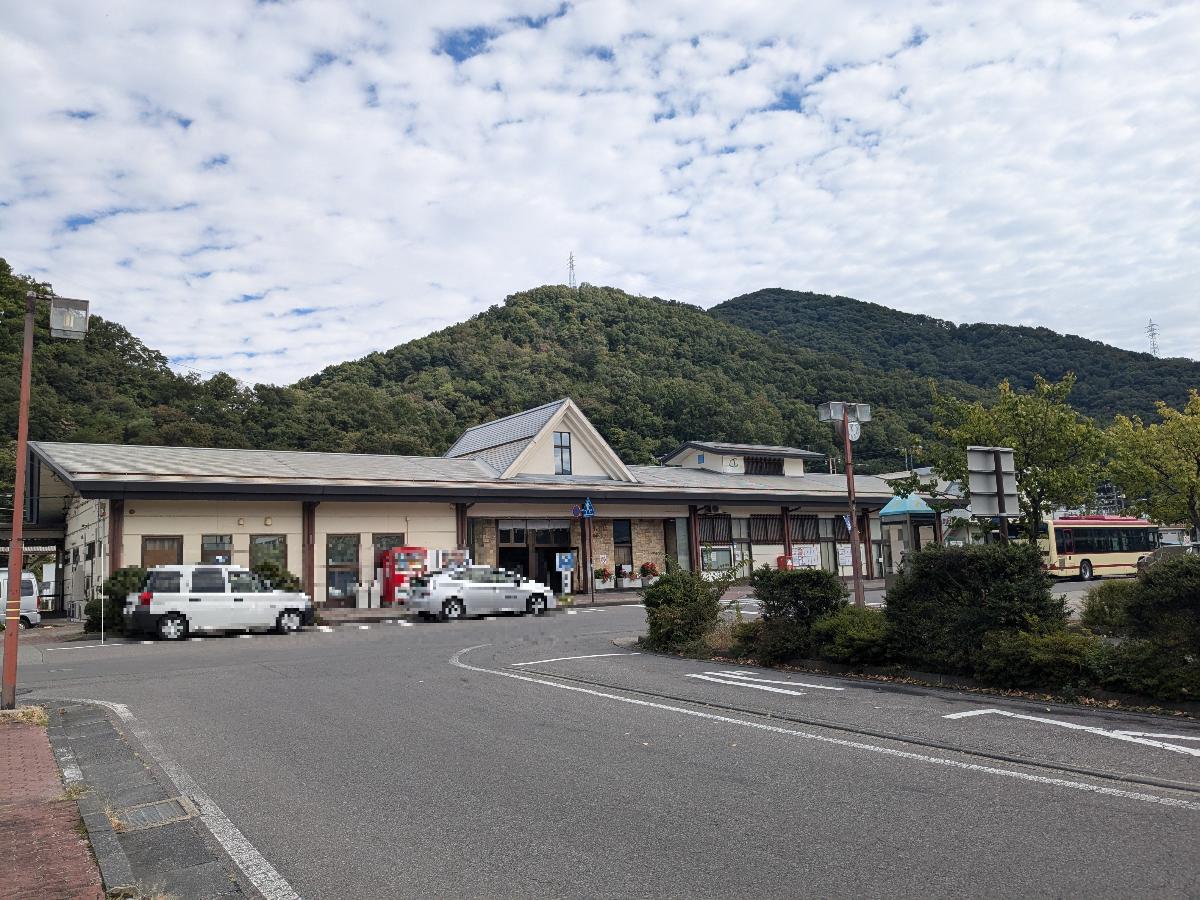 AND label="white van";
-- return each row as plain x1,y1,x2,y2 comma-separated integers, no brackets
124,565,314,640
0,572,41,629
